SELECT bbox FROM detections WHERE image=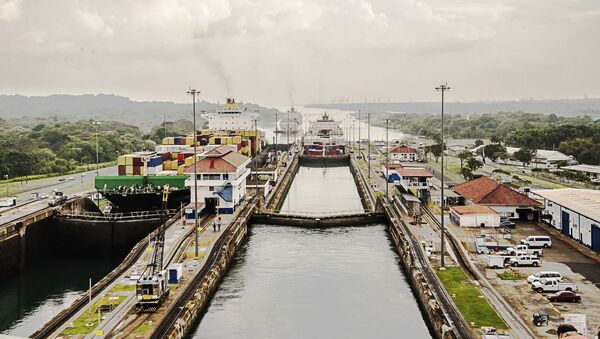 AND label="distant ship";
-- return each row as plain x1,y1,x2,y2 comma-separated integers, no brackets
302,112,346,157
